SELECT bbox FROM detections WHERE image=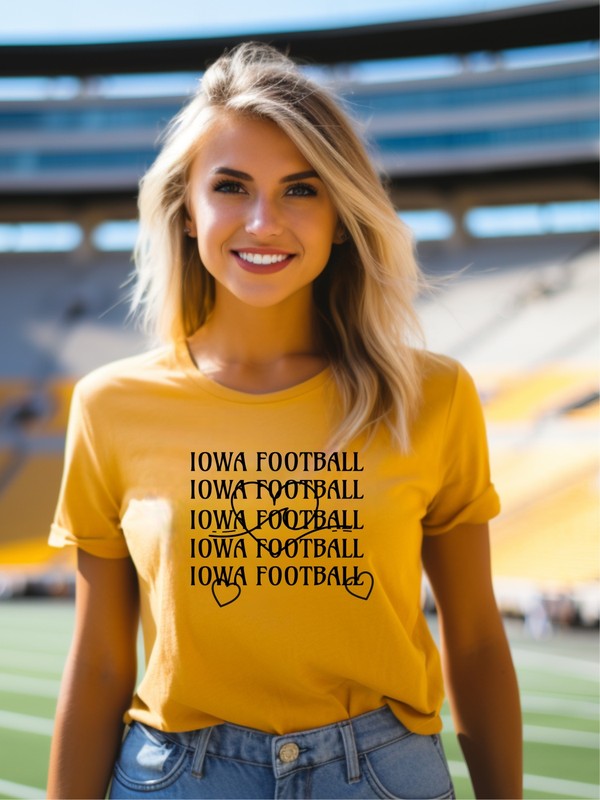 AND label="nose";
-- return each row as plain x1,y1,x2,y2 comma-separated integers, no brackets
245,196,283,238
